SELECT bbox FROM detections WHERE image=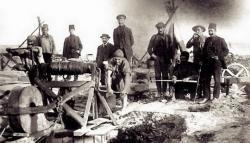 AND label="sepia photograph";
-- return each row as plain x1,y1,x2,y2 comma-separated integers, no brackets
0,0,250,142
